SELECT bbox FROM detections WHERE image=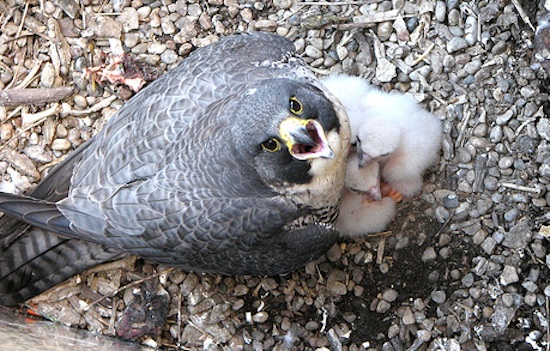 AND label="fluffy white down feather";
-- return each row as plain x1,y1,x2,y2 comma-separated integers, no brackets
322,74,443,198
337,190,397,236
344,153,381,200
336,158,396,235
